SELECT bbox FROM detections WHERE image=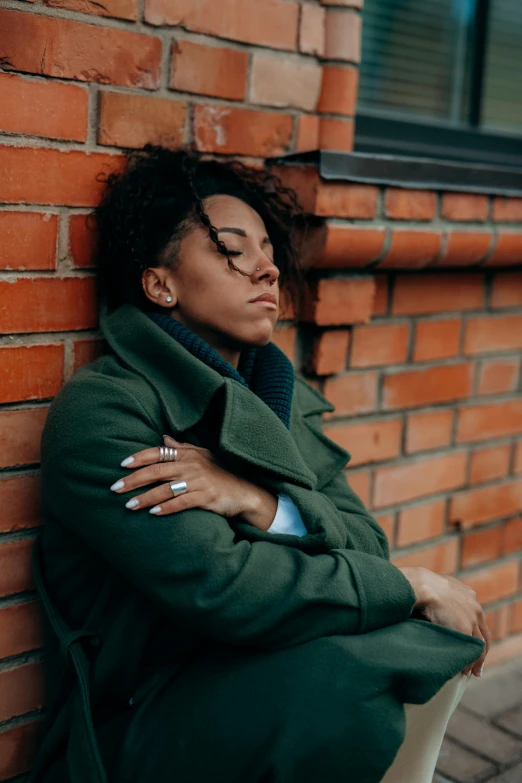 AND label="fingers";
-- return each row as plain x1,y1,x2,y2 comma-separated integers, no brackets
149,489,207,516
122,475,202,512
471,613,491,677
